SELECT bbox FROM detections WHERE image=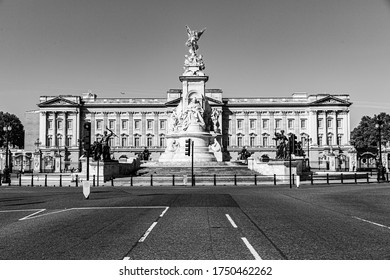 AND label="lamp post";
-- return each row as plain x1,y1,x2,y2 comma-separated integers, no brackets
375,118,385,181
306,136,312,170
2,125,12,183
